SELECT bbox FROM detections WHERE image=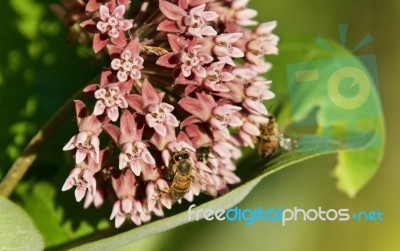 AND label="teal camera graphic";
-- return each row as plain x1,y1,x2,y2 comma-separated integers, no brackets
286,24,382,153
